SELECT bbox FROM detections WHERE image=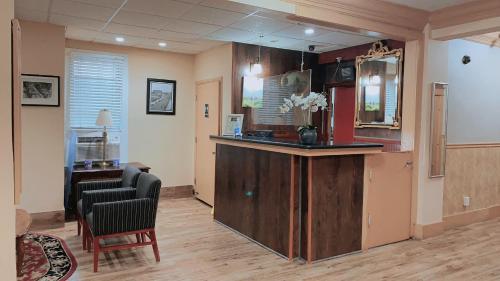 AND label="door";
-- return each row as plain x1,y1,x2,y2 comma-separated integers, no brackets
195,79,221,206
363,152,412,249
